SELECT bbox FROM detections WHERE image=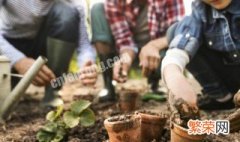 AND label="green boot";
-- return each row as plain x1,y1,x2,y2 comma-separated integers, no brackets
42,37,76,107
